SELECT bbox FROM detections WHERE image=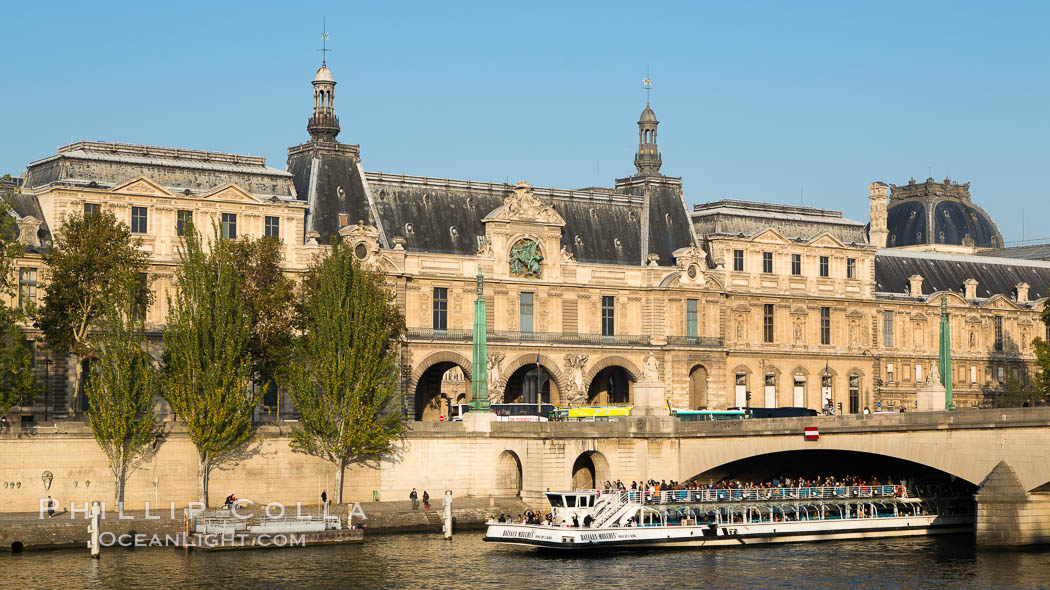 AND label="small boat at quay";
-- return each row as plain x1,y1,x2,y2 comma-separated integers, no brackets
484,484,974,550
